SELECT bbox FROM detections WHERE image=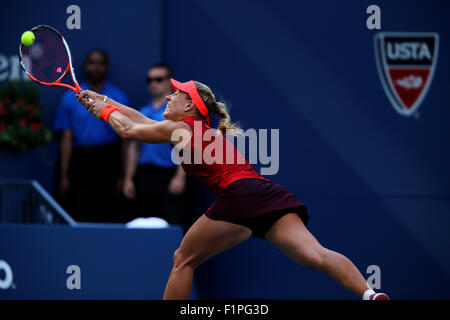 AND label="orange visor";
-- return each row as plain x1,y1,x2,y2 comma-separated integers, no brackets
170,78,210,125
